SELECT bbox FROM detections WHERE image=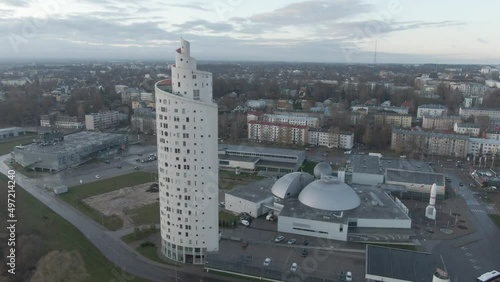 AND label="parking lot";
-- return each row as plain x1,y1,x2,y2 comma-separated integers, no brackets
213,215,366,281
